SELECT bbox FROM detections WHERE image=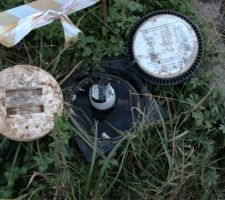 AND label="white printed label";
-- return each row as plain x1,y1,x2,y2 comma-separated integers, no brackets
133,14,199,79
